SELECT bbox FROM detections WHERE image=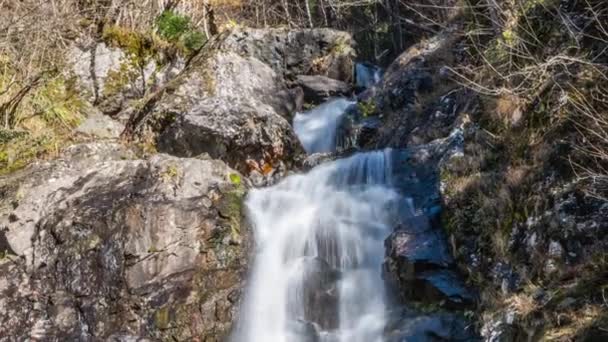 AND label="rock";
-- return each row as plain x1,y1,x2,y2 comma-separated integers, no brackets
385,309,478,341
287,257,340,330
547,240,564,259
221,28,356,82
0,142,250,341
385,222,453,273
69,42,126,103
76,109,125,139
69,42,184,114
384,217,477,308
295,75,352,104
360,32,467,149
154,51,304,175
414,270,475,309
481,315,520,342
